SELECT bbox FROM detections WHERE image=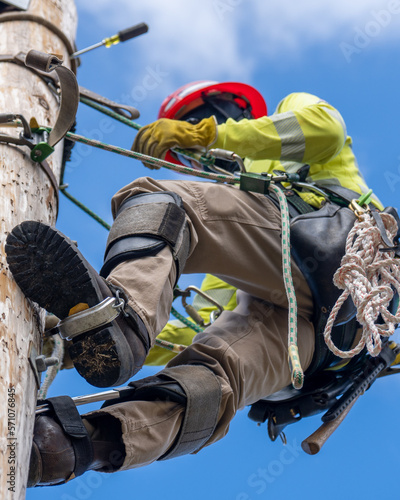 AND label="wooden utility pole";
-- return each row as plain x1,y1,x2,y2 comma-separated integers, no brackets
0,1,77,498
